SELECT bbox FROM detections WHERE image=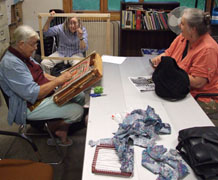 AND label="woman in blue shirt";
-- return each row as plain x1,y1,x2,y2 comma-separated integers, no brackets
41,11,88,74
